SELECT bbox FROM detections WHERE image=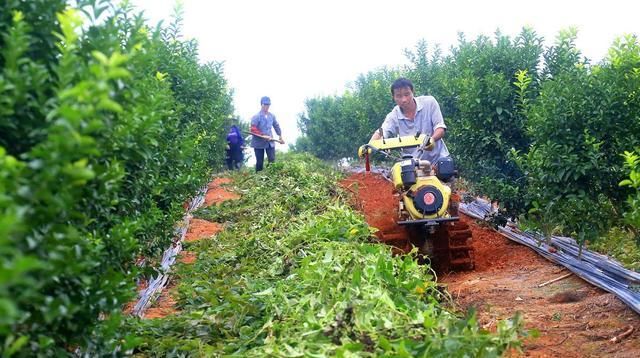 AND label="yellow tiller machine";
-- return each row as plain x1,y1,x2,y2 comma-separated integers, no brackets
358,132,474,270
